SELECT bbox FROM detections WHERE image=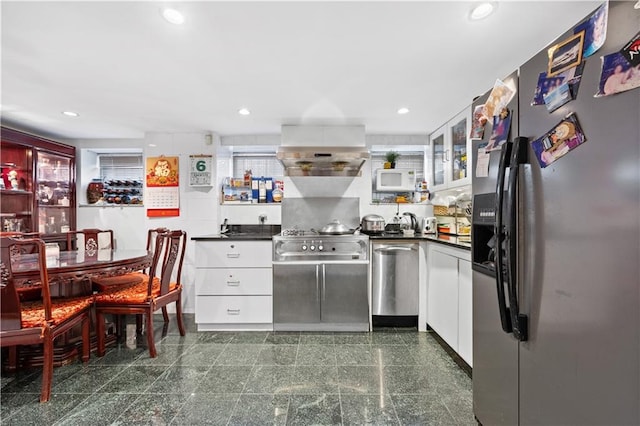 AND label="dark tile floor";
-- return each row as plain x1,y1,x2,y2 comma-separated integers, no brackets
0,315,474,425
